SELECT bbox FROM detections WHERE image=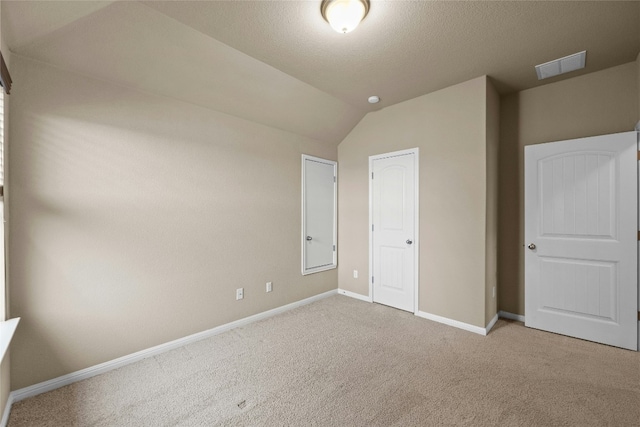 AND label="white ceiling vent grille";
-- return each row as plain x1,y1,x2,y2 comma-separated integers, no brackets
535,50,587,80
